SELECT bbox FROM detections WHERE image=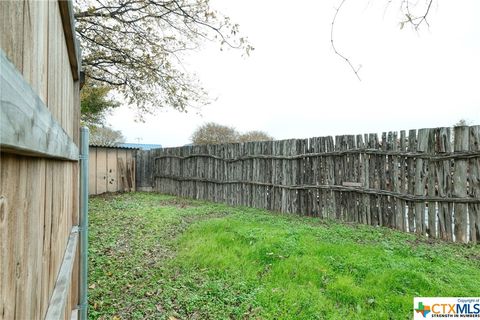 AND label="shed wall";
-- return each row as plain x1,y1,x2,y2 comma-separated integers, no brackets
88,147,136,195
